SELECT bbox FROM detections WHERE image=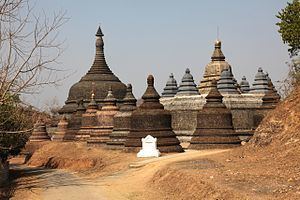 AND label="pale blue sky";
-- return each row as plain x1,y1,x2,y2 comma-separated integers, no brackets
27,0,290,109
